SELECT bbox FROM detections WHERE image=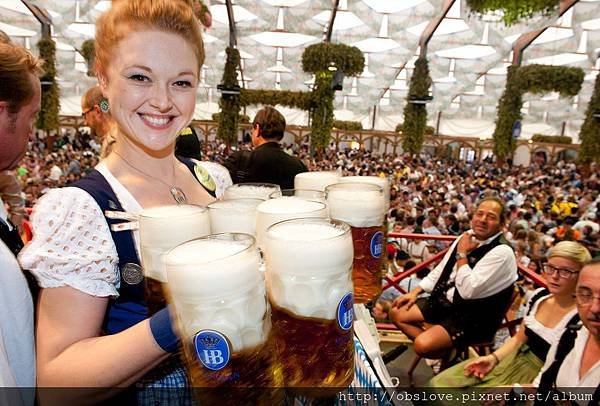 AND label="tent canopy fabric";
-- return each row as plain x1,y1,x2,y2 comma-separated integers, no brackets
2,0,599,141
